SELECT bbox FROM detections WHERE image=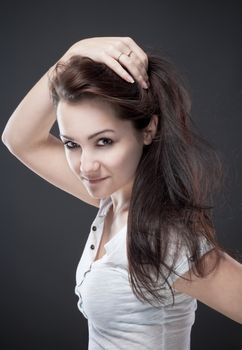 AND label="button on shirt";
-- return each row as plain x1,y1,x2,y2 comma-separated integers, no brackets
74,196,214,350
